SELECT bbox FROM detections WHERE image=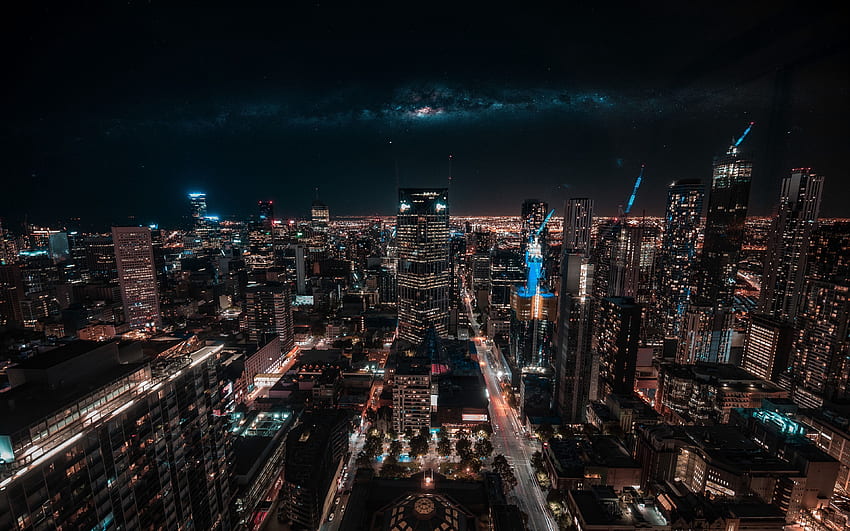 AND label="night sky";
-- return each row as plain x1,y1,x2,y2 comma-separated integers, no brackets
2,3,848,228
